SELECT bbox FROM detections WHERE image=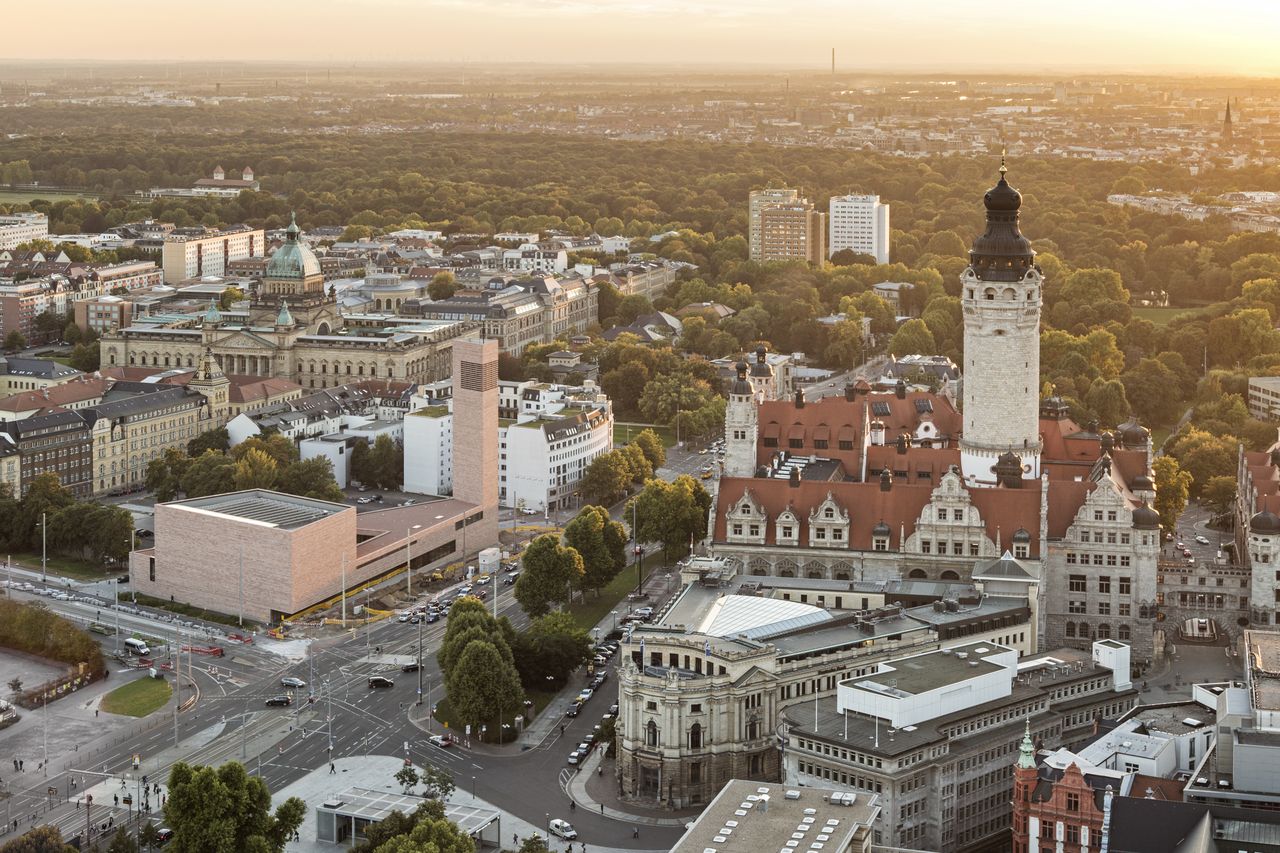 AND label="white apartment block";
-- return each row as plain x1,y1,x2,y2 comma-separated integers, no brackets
161,227,265,283
502,245,568,275
402,379,613,510
1247,376,1280,421
829,194,890,264
748,188,800,262
0,213,49,251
